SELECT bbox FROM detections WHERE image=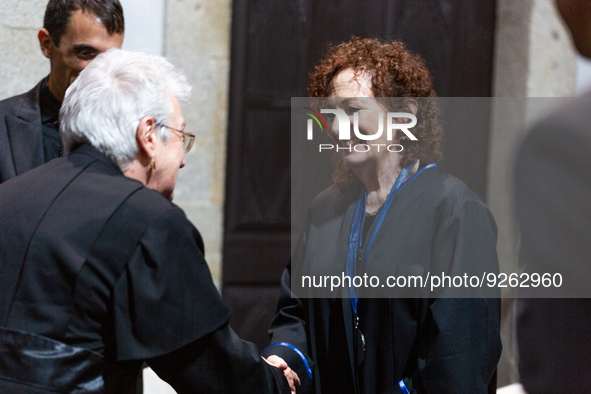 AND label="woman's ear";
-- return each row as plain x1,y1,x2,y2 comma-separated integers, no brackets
404,99,419,116
136,117,158,163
